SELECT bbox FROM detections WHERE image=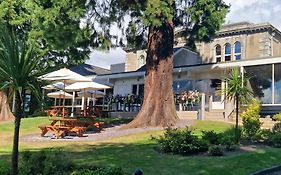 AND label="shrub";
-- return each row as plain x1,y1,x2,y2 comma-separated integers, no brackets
201,130,222,145
20,149,74,175
241,99,262,140
272,113,281,121
268,132,281,148
156,127,208,155
0,160,10,175
208,145,224,156
272,122,281,133
71,166,128,175
220,136,237,151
